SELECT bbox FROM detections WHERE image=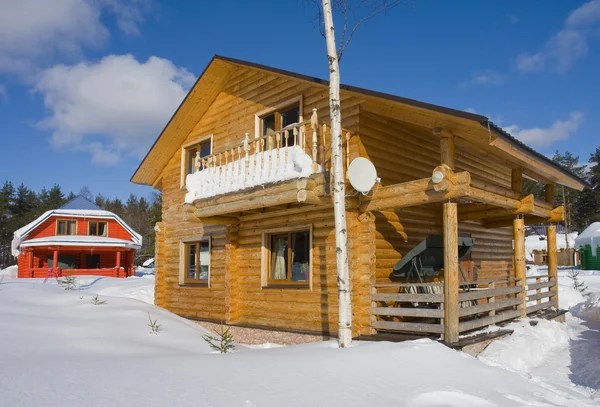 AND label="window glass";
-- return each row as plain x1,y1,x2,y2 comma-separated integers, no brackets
281,106,299,129
262,114,276,137
57,220,77,235
199,241,210,280
187,243,197,279
291,231,310,282
270,234,289,280
88,221,107,236
185,139,211,176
